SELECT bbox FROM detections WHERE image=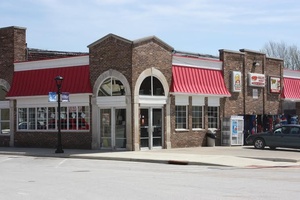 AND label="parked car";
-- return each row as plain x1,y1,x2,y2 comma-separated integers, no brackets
246,124,300,150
